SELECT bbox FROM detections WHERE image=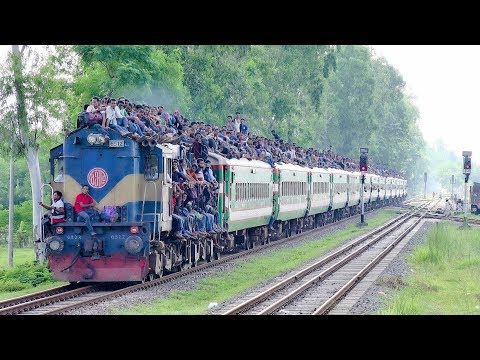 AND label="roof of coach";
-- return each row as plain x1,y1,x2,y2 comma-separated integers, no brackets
227,157,272,169
275,163,310,172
